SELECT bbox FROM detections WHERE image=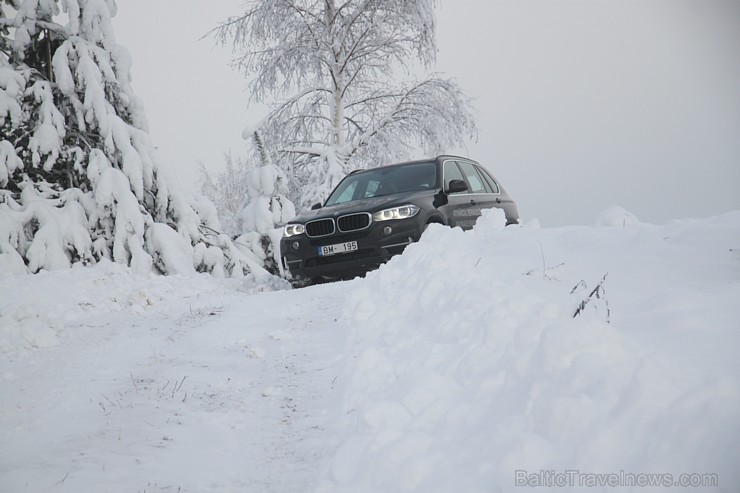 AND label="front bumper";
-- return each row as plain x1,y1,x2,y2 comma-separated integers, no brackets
280,219,422,281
